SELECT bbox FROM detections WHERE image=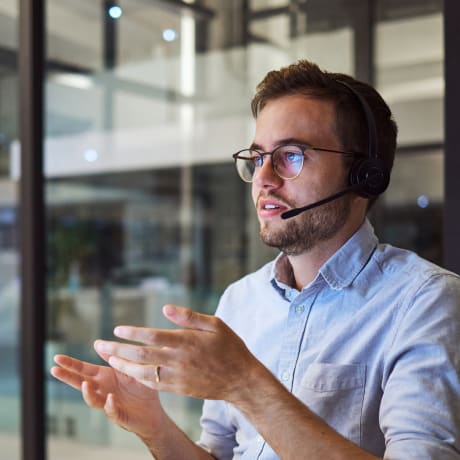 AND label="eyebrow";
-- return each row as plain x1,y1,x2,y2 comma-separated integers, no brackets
249,138,308,151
